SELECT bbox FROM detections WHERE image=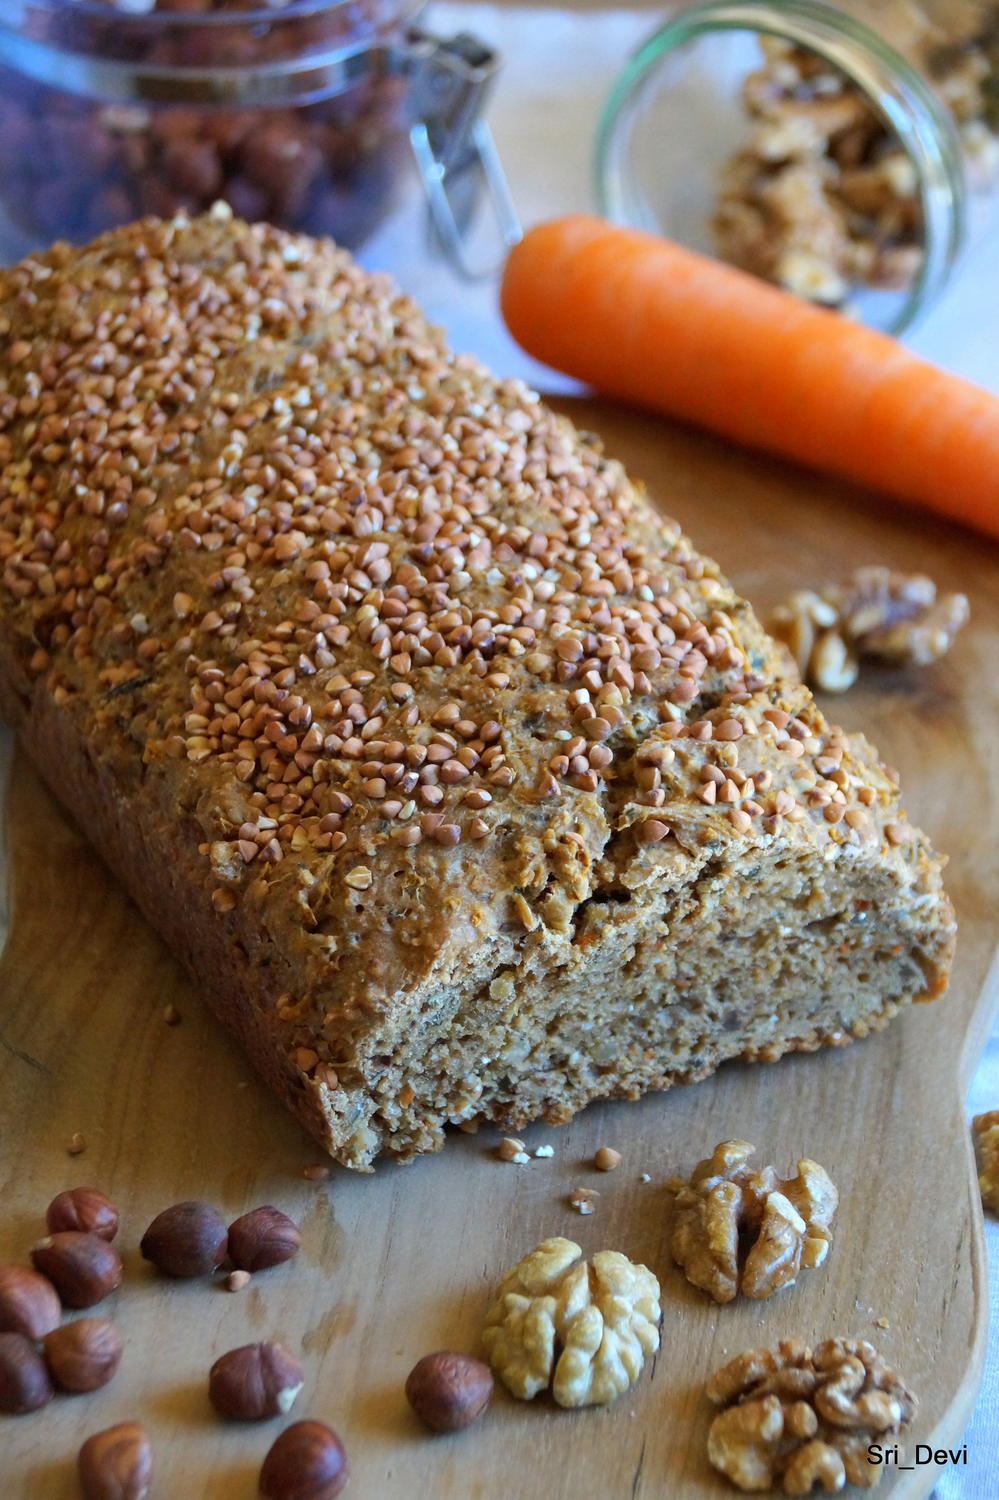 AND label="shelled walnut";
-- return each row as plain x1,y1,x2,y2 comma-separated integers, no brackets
714,38,921,305
770,567,968,692
973,1111,999,1215
668,1140,837,1303
481,1236,661,1408
768,592,856,694
715,24,999,306
706,1338,916,1492
826,567,969,666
